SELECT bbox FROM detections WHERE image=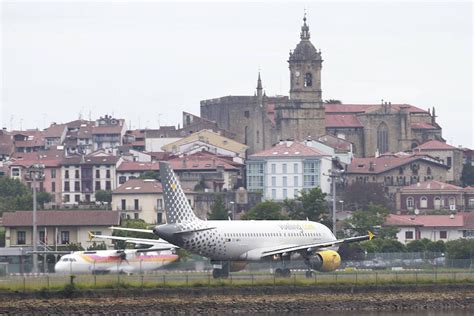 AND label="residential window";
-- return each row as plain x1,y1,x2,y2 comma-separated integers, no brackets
157,212,163,224
95,170,100,178
75,194,80,203
95,181,101,190
51,182,56,192
449,197,455,207
65,170,69,179
434,197,441,210
247,162,264,191
447,157,452,168
121,199,126,210
39,231,46,243
134,199,139,210
60,231,70,244
157,199,163,210
51,168,56,178
134,213,139,220
271,164,276,174
282,163,287,174
406,196,414,208
282,176,287,187
303,160,320,188
405,231,413,240
75,170,80,178
293,163,298,173
64,181,70,192
105,181,111,190
106,169,111,178
283,189,287,199
469,198,474,208
17,231,26,245
11,167,20,177
420,196,427,208
427,167,432,175
294,189,299,198
294,176,298,186
271,189,276,200
74,181,80,192
271,176,276,186
440,231,447,239
64,194,70,203
119,176,127,184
